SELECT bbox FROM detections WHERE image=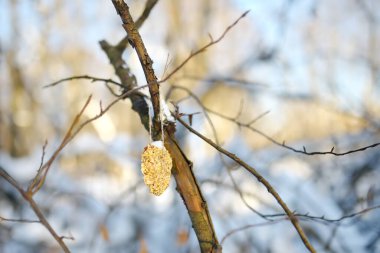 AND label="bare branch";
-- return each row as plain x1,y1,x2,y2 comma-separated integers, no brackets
169,85,273,219
111,2,222,251
44,75,122,97
37,140,48,171
0,167,26,194
159,10,250,84
295,204,380,224
0,77,149,252
220,219,287,245
205,99,380,156
175,116,316,253
181,75,268,88
27,95,93,195
170,85,379,156
29,83,148,195
0,166,71,253
247,110,271,125
135,0,159,29
255,204,380,226
116,0,159,49
200,178,279,210
112,0,162,140
220,205,380,247
0,216,40,223
43,75,123,89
